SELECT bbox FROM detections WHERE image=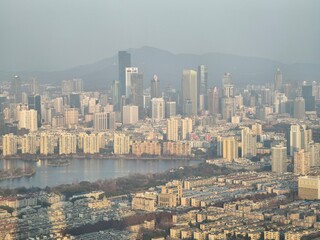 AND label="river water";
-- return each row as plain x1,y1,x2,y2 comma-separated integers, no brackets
0,158,201,189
